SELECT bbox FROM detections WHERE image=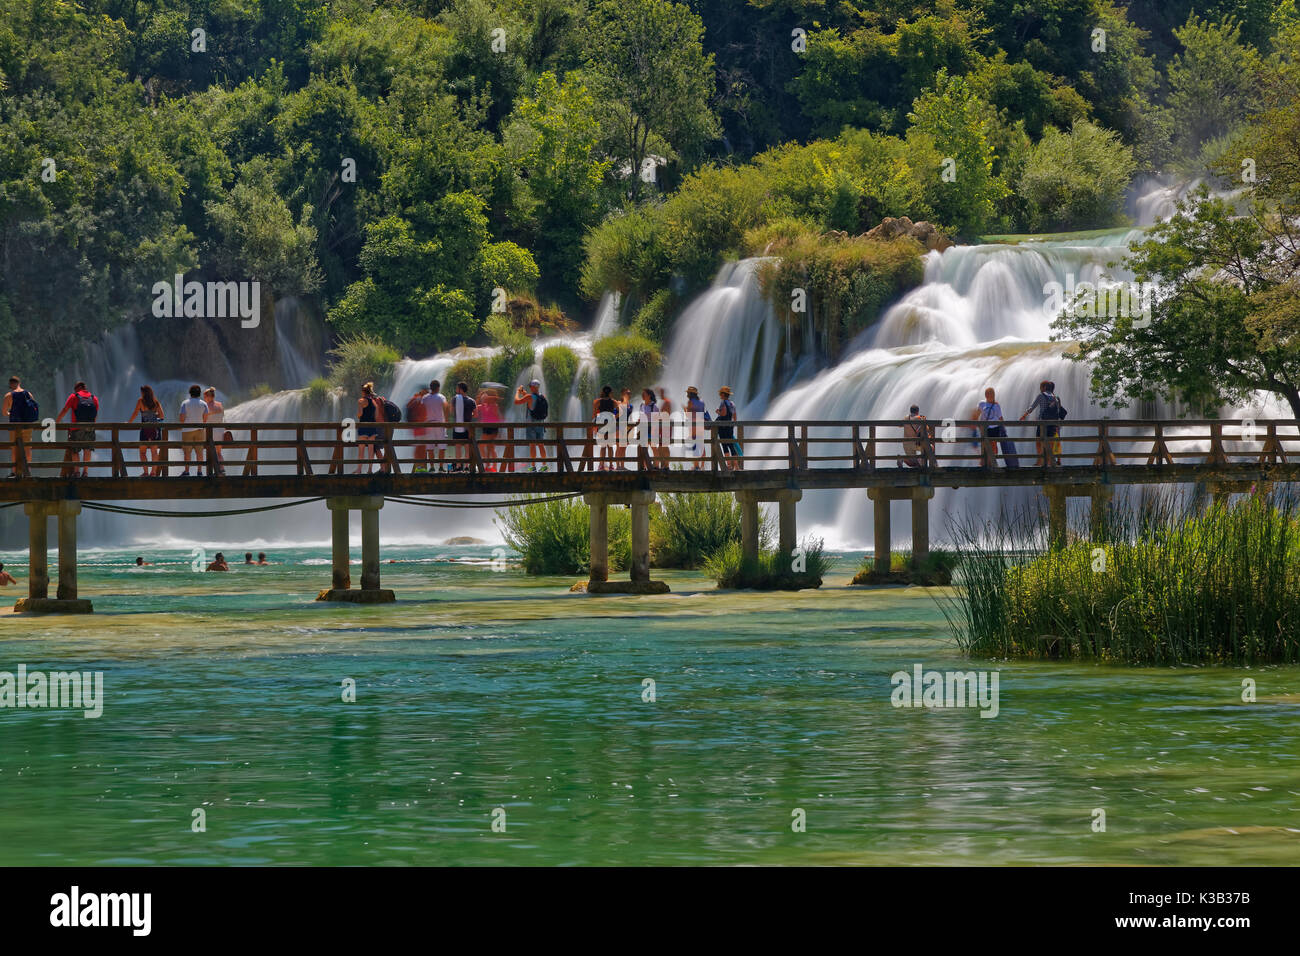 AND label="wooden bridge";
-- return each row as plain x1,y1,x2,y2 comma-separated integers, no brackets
3,416,1297,611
